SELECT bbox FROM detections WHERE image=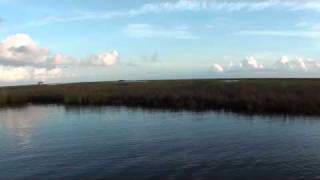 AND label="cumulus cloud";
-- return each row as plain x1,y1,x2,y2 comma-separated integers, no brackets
90,50,119,66
124,24,197,39
212,56,320,74
0,34,119,83
0,34,51,67
0,34,64,83
241,56,264,69
276,56,320,71
0,34,120,67
212,56,264,73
